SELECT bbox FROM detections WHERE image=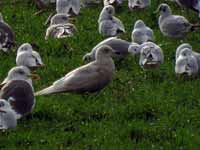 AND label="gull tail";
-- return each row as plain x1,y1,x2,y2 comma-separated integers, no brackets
34,85,64,96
